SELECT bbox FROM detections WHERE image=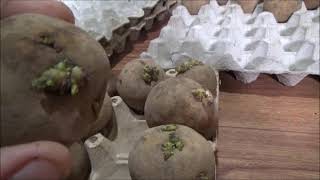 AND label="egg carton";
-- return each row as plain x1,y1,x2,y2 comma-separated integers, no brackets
62,0,177,56
83,69,219,180
141,0,320,86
